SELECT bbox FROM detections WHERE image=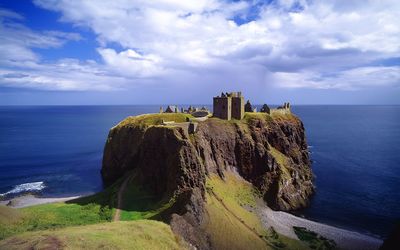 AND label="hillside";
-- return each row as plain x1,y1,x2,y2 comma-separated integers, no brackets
0,220,185,250
0,111,317,249
101,111,314,249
